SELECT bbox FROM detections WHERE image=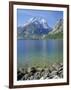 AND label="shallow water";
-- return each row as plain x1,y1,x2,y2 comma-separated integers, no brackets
17,39,63,68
